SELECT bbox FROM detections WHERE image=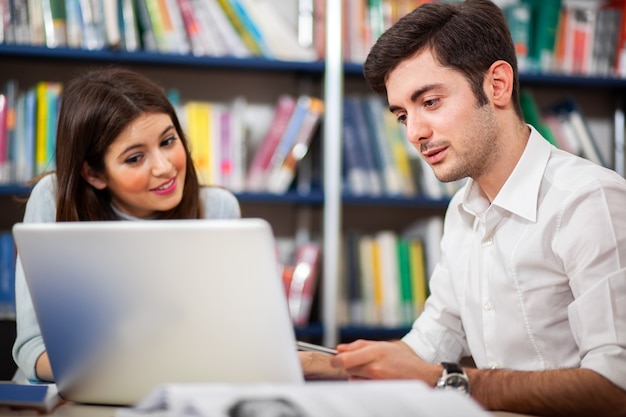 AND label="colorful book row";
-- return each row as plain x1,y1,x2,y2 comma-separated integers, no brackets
0,79,324,194
0,0,319,61
505,0,626,77
339,217,443,328
342,94,465,199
